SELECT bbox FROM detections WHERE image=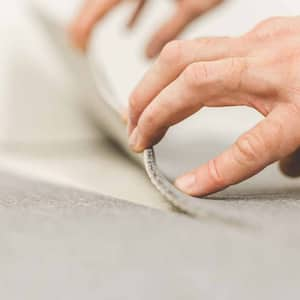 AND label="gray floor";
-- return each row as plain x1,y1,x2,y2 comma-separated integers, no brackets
1,171,299,299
